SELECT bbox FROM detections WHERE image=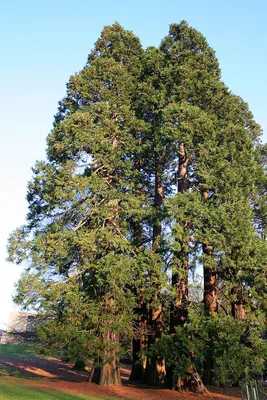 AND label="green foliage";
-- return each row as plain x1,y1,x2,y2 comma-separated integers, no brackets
187,313,267,386
152,329,192,381
7,20,267,387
